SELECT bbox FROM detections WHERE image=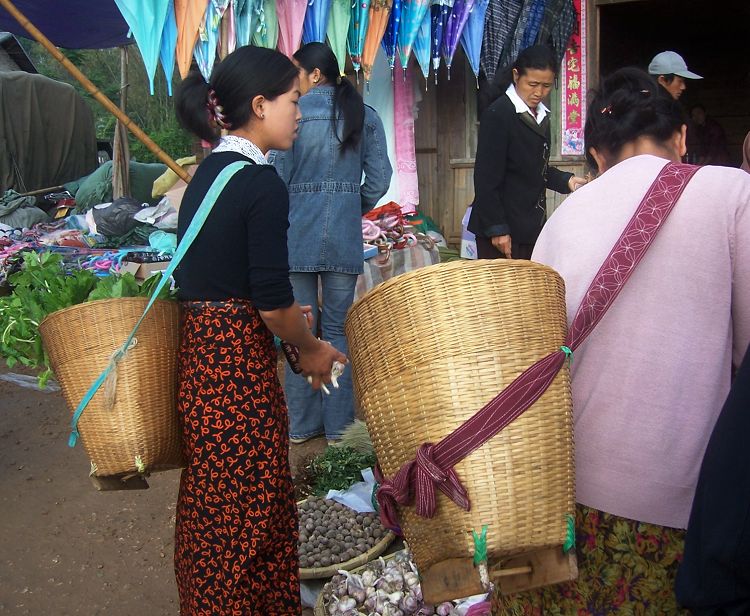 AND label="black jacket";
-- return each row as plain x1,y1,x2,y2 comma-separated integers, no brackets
675,344,750,615
468,94,572,244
